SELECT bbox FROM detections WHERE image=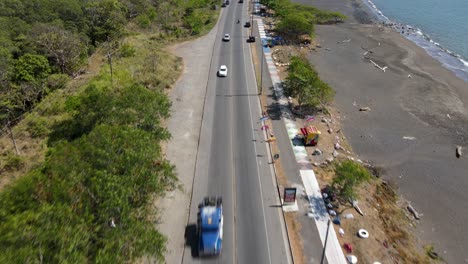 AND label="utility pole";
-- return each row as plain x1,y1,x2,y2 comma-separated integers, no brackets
6,109,19,155
259,46,264,95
